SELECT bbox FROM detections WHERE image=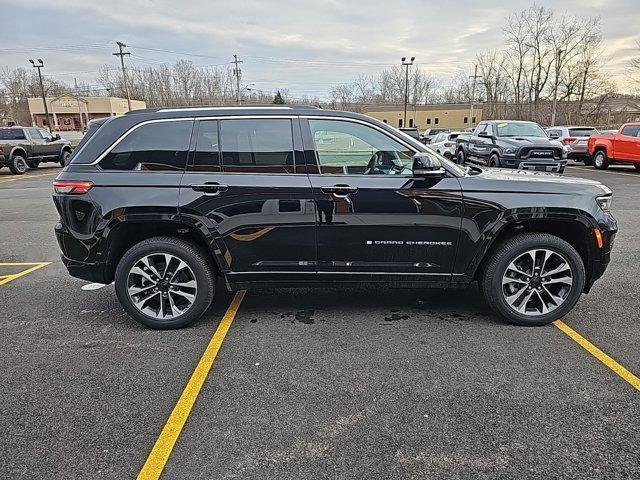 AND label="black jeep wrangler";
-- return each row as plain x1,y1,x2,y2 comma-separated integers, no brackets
53,106,616,329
